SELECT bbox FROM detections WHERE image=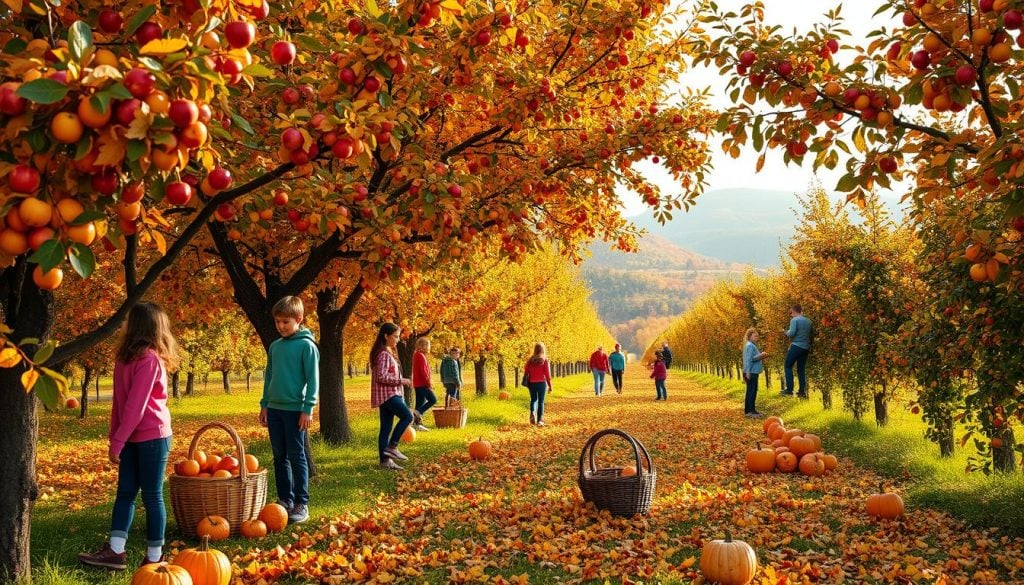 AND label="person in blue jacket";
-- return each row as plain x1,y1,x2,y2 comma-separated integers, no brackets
742,327,767,417
781,304,812,398
609,343,626,394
